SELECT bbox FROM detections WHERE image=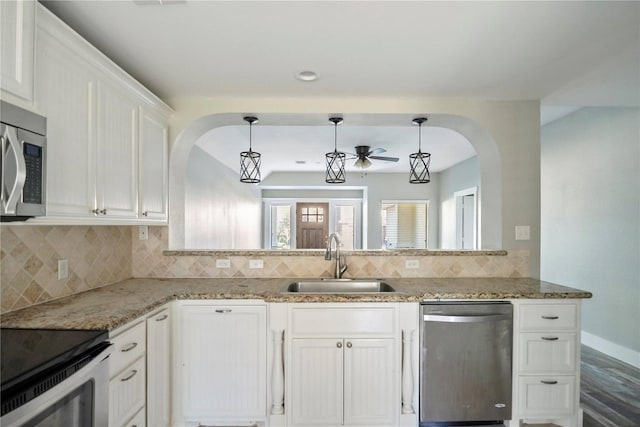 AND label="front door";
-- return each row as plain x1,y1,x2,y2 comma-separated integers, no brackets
296,203,329,249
